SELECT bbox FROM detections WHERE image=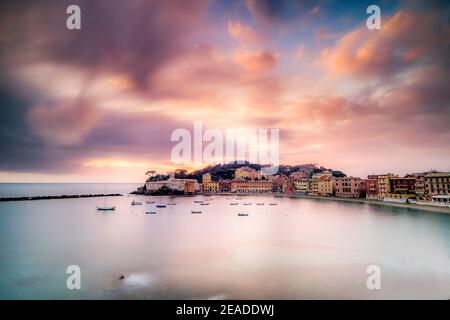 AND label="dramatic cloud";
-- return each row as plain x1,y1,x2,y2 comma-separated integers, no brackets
0,0,209,90
321,10,450,78
0,0,449,181
26,97,103,146
228,21,261,43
